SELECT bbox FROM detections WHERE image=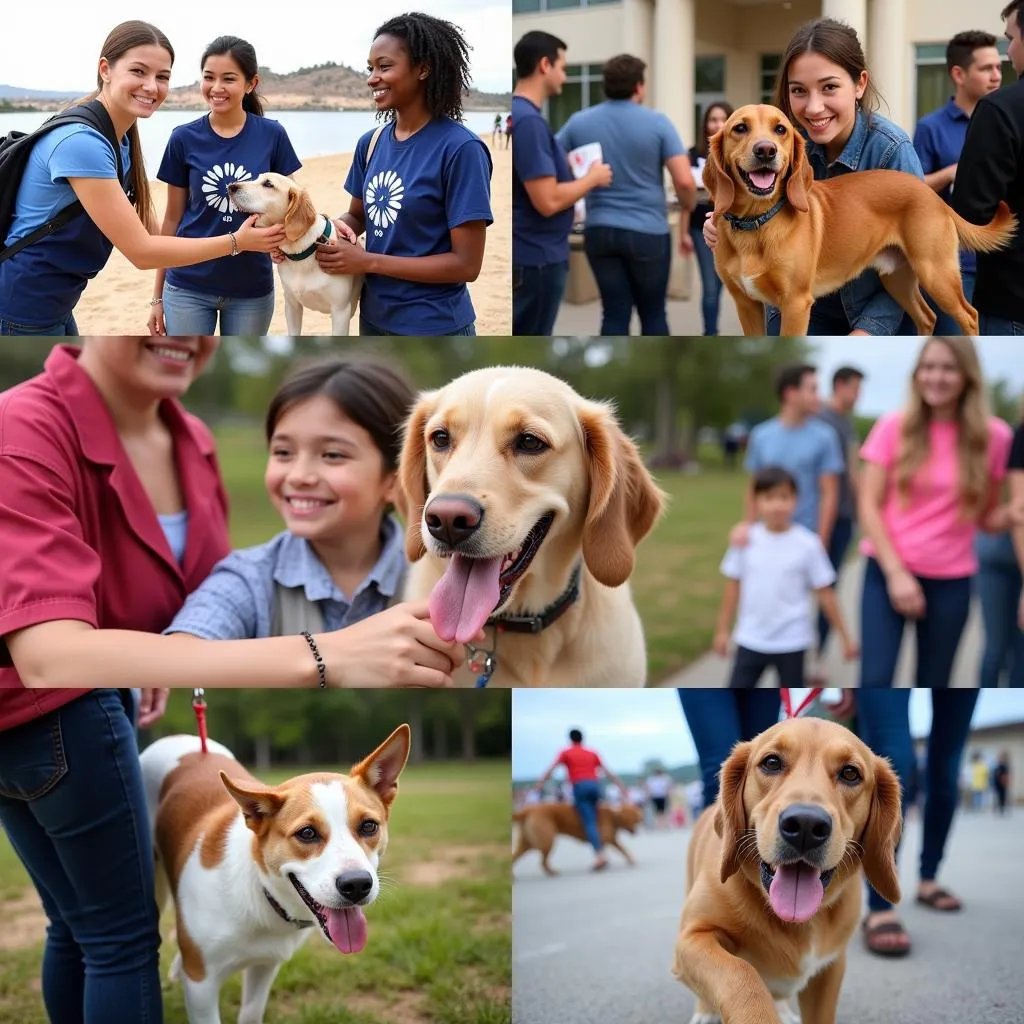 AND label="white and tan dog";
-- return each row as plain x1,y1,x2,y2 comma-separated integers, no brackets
397,366,665,687
140,725,410,1024
228,172,361,335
